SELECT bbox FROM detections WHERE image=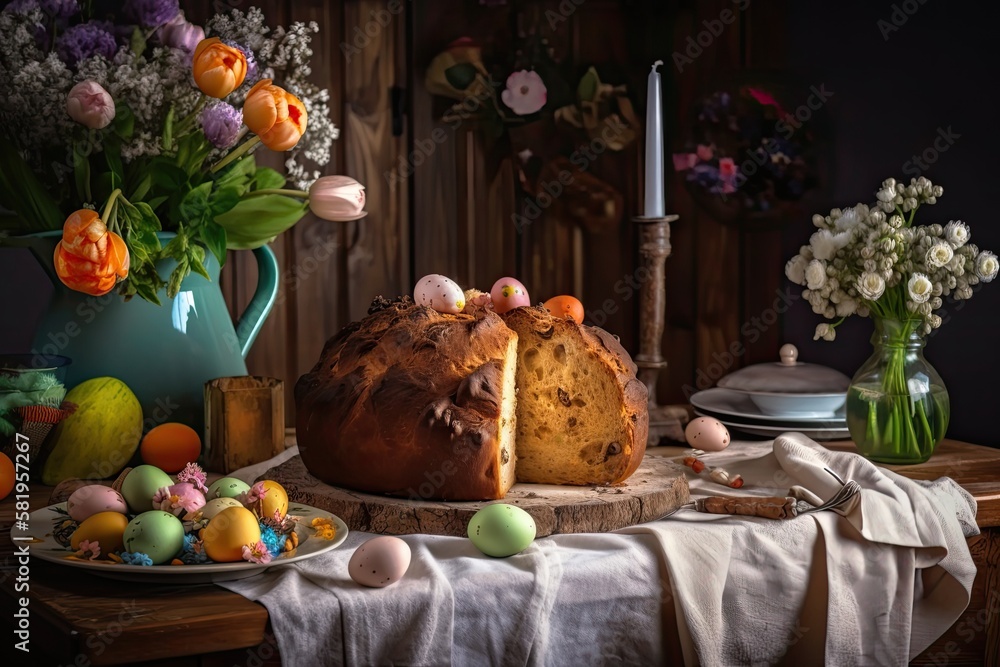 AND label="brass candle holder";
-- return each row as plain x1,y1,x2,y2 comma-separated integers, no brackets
634,214,688,445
